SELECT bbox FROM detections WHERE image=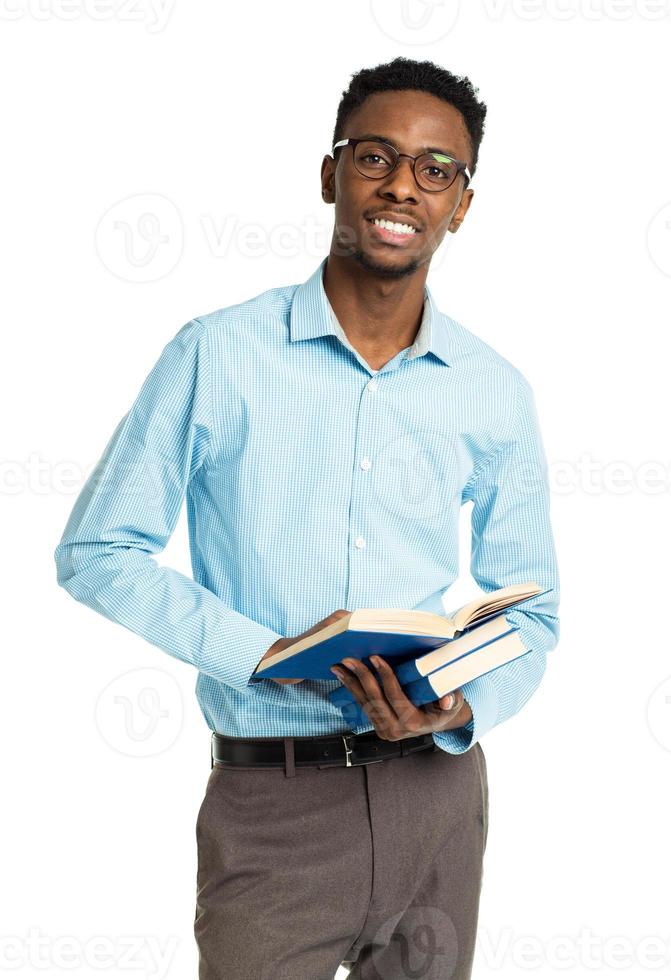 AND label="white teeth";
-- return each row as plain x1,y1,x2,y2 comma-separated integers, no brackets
371,218,416,235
